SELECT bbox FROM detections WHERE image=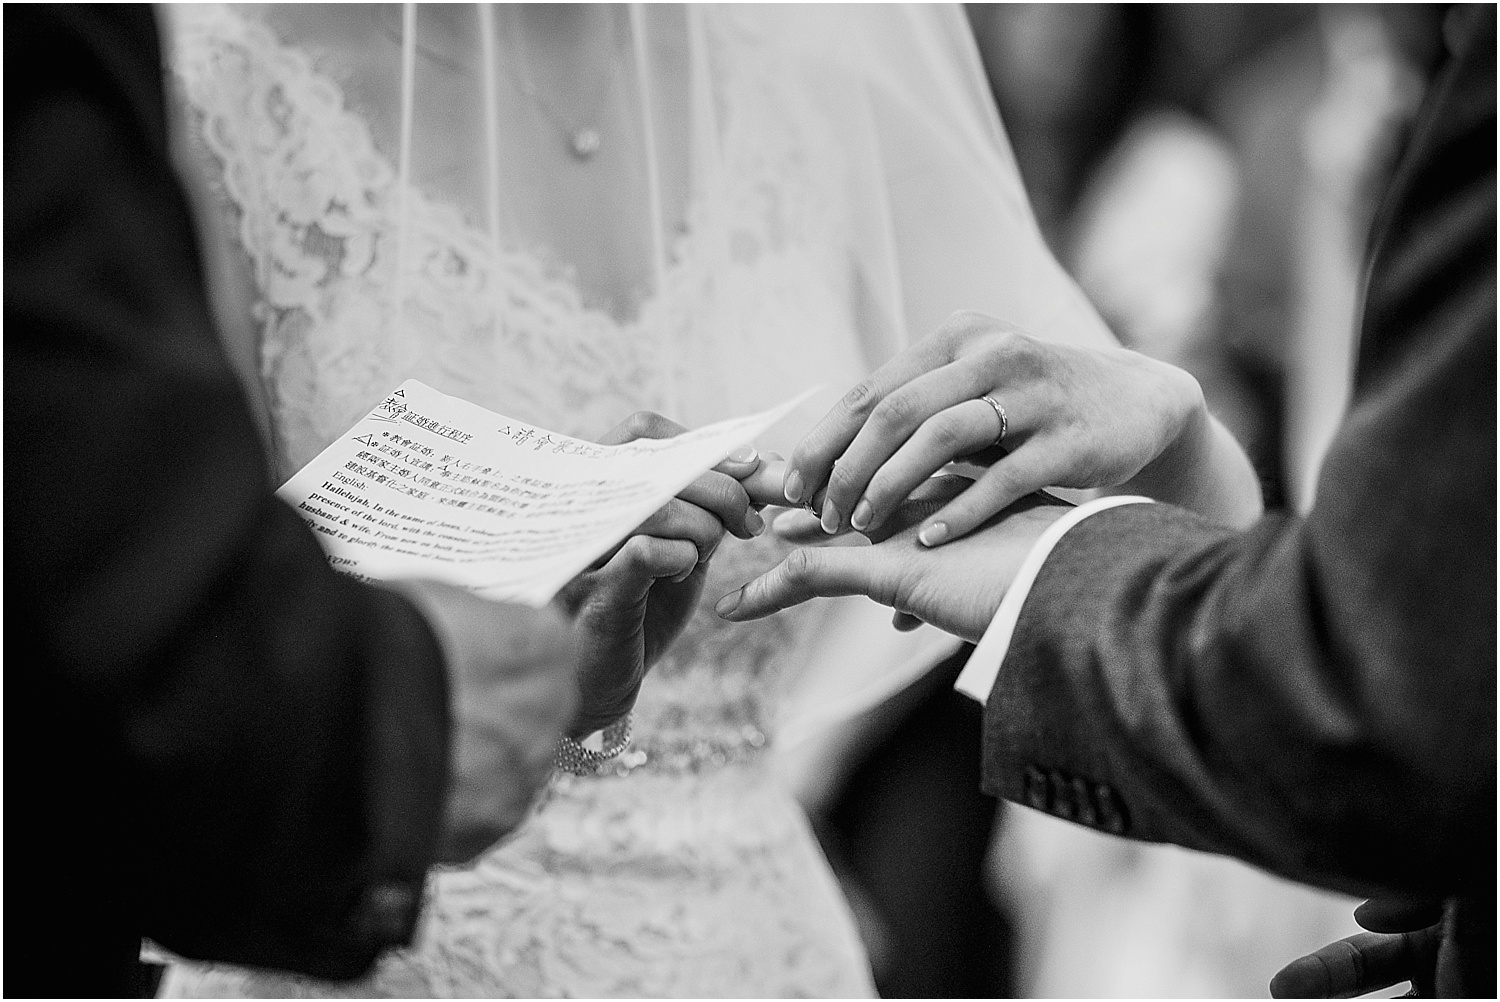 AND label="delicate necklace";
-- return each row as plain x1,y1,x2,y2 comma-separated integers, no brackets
373,6,624,161
506,12,624,160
